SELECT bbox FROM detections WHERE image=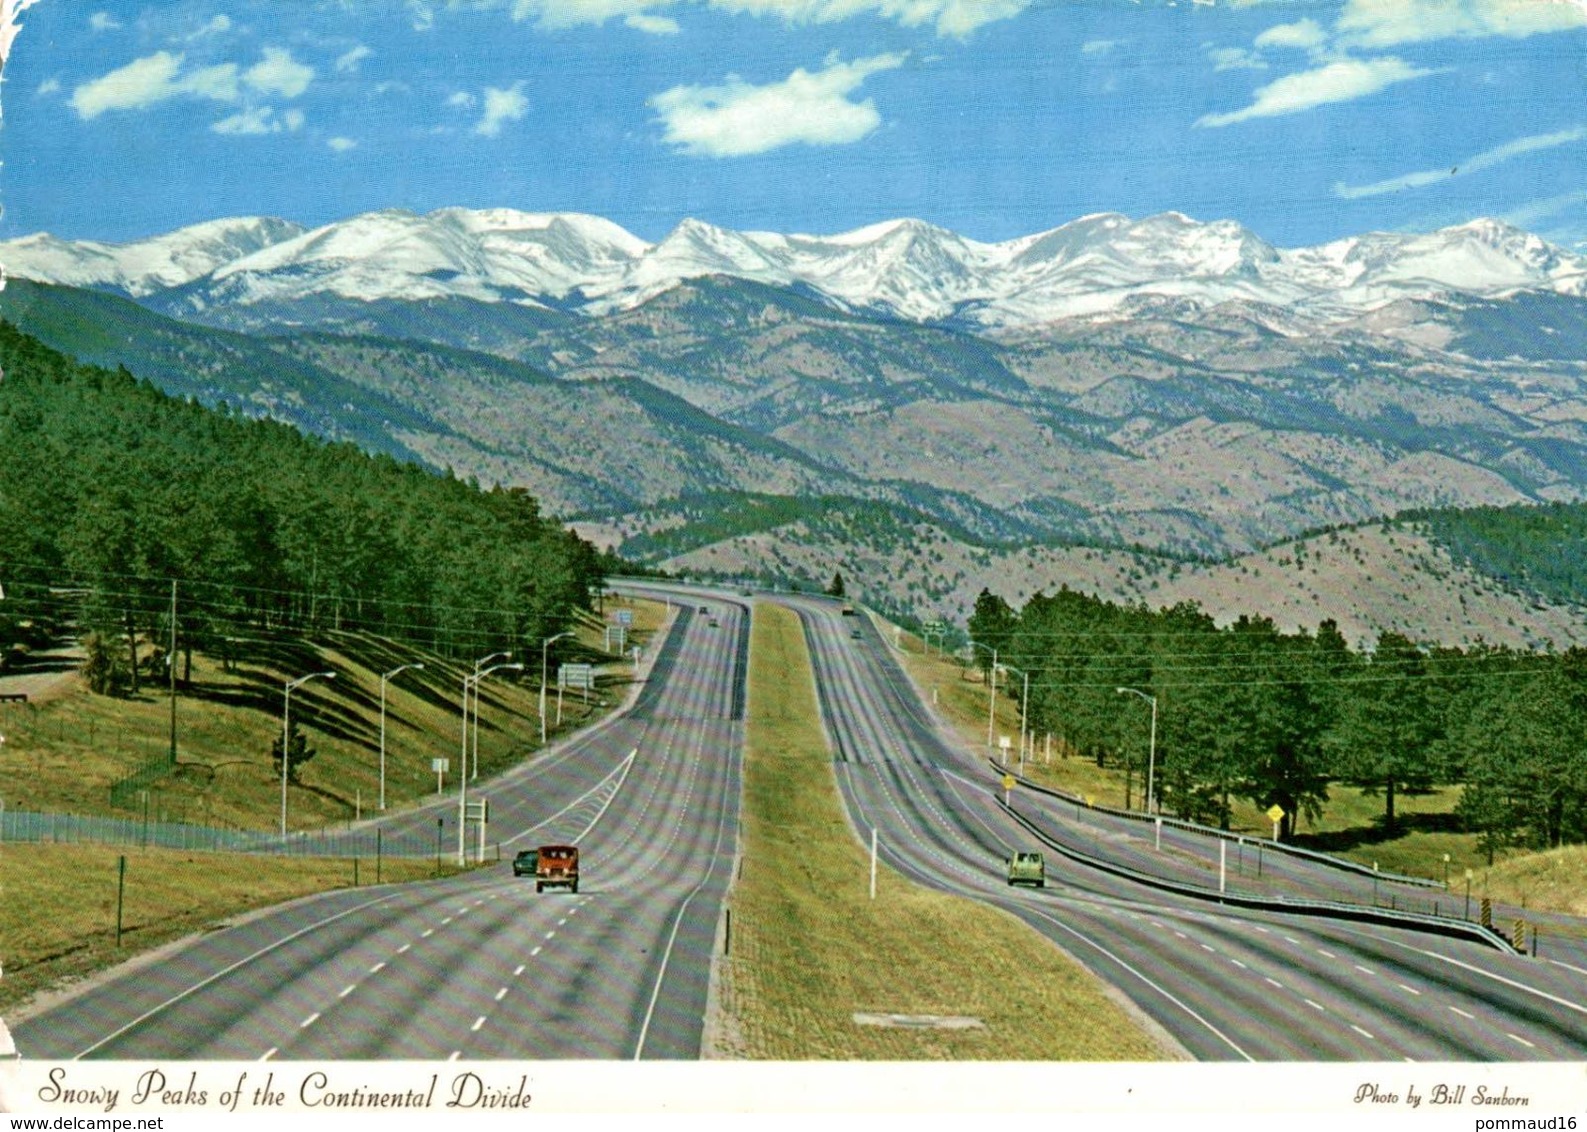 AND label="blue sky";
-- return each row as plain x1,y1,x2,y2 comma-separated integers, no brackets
1,0,1584,248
